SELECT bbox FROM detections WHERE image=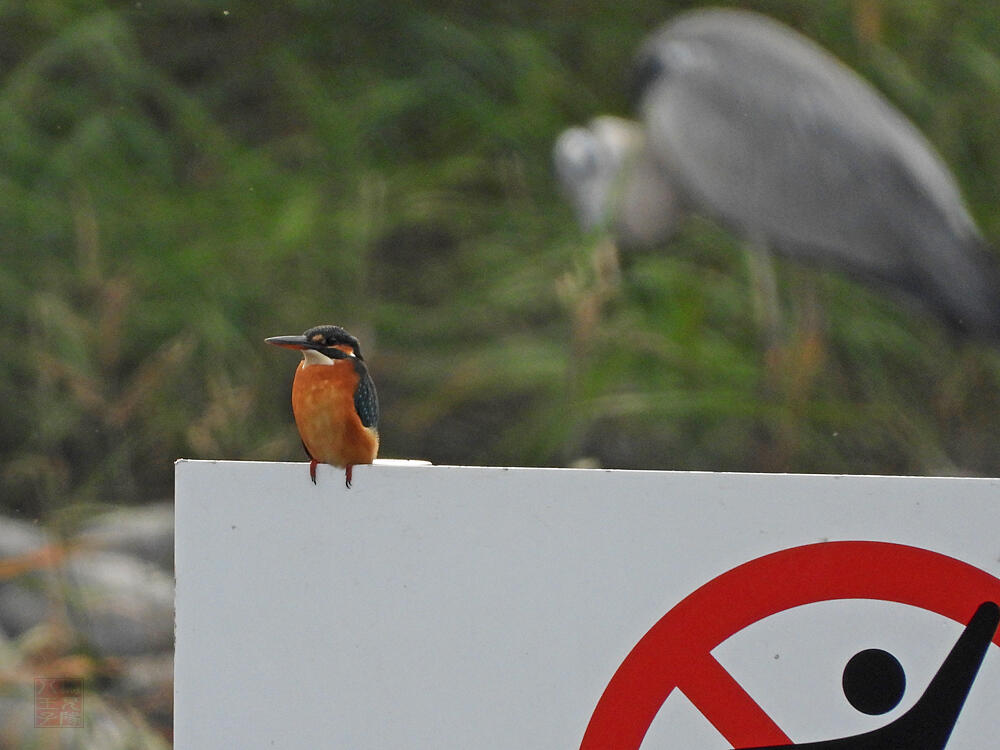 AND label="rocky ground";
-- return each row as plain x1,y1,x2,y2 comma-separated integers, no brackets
0,503,174,747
